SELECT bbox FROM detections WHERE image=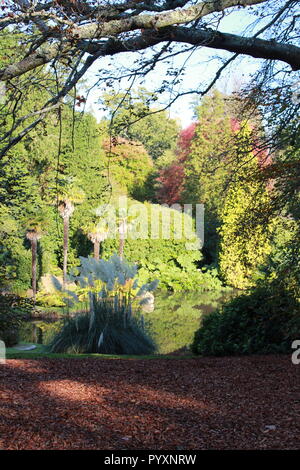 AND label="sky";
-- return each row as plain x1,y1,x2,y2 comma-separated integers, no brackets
84,6,268,129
